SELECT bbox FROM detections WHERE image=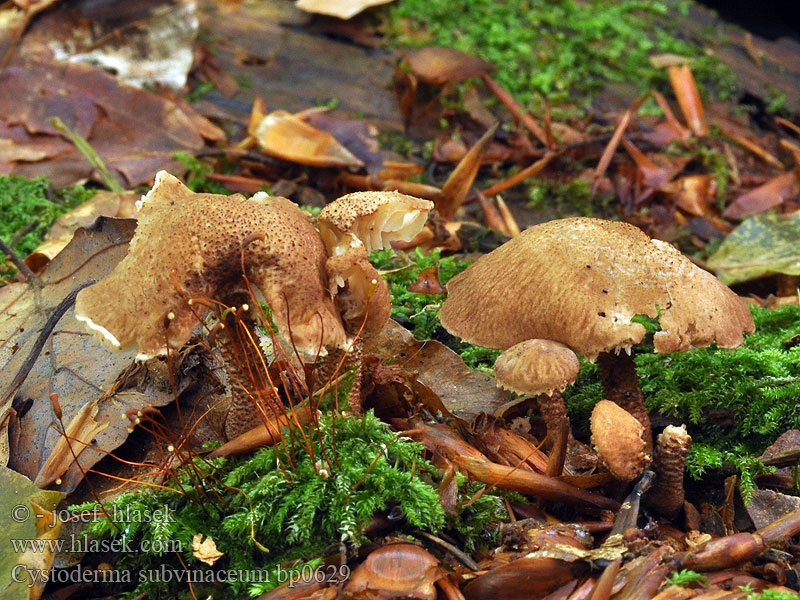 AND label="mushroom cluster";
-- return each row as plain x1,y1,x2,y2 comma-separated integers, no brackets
75,171,432,438
440,217,754,480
